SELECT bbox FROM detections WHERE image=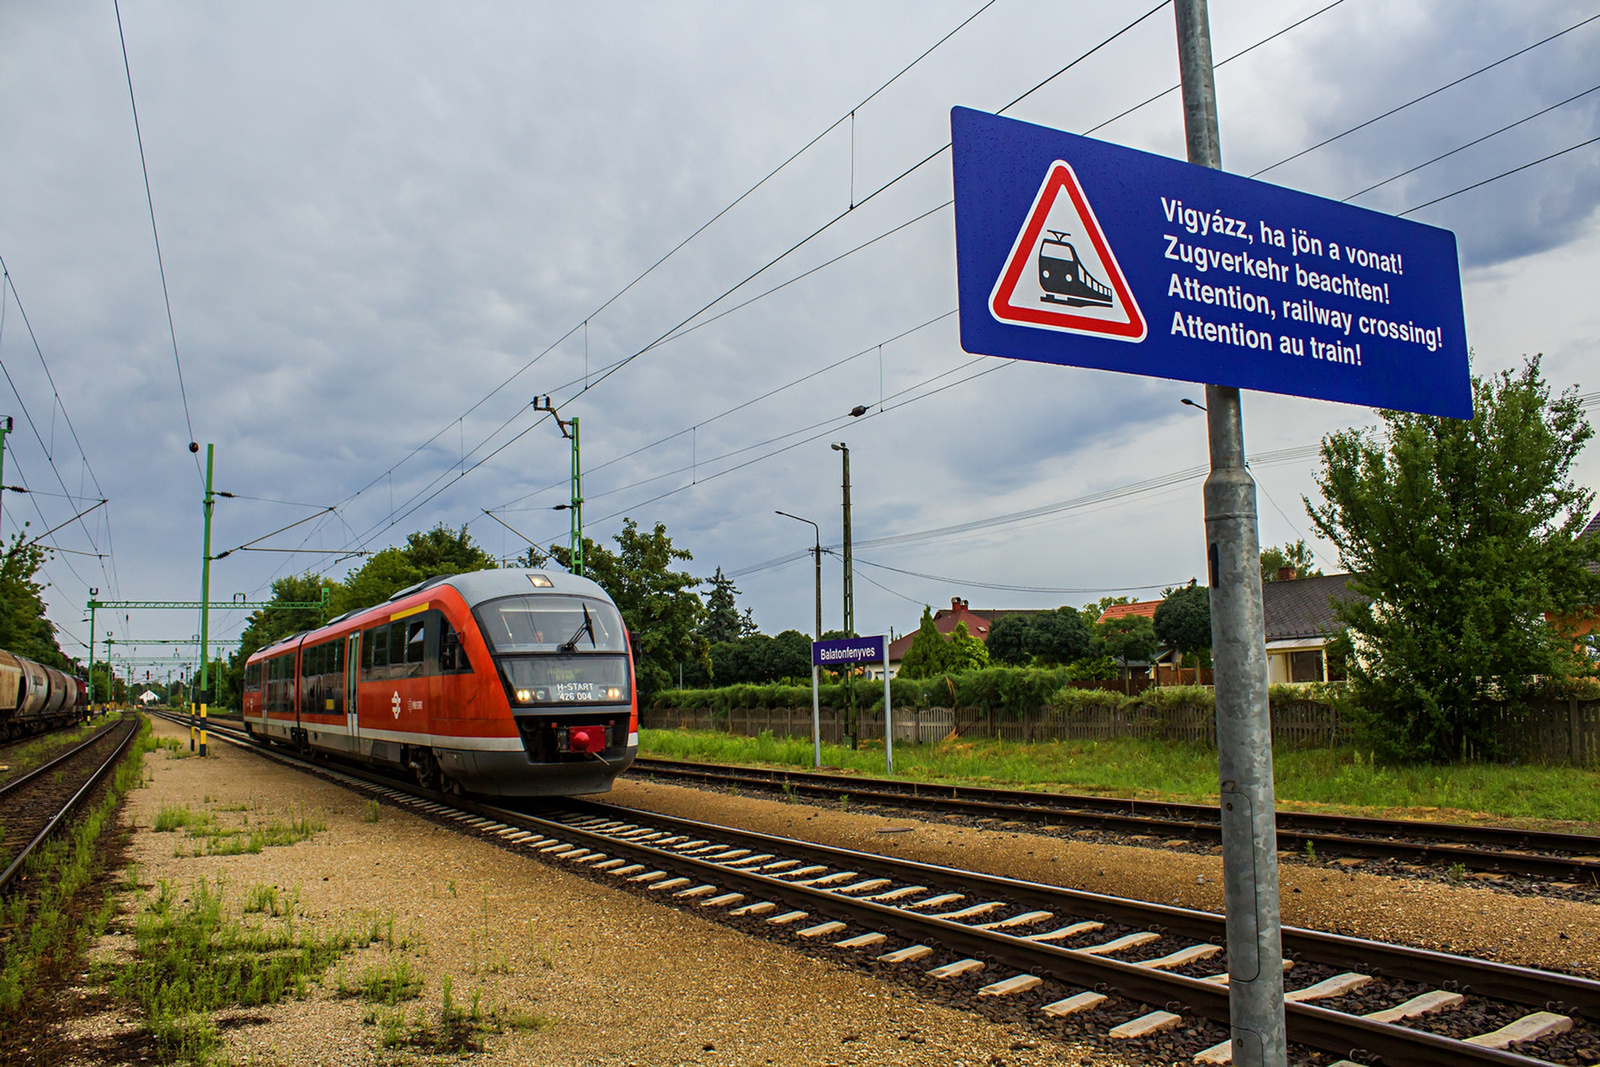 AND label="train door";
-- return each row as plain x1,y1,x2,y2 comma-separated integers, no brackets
345,632,361,753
